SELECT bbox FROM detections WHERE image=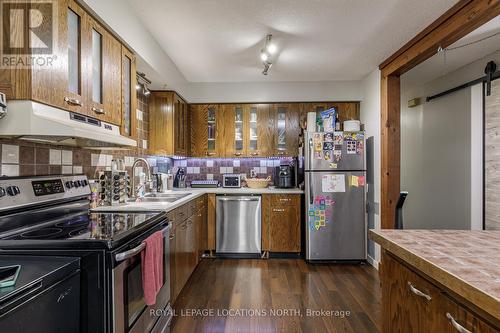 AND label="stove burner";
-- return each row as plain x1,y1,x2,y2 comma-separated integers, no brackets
68,228,89,238
21,227,63,238
55,215,89,228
